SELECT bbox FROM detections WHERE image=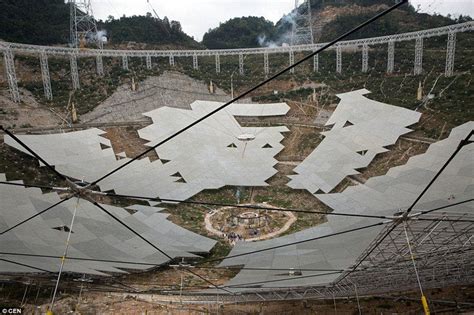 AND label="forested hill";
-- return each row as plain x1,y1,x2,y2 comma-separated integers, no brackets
0,0,70,45
202,17,275,49
97,14,201,48
0,0,200,48
202,0,471,49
